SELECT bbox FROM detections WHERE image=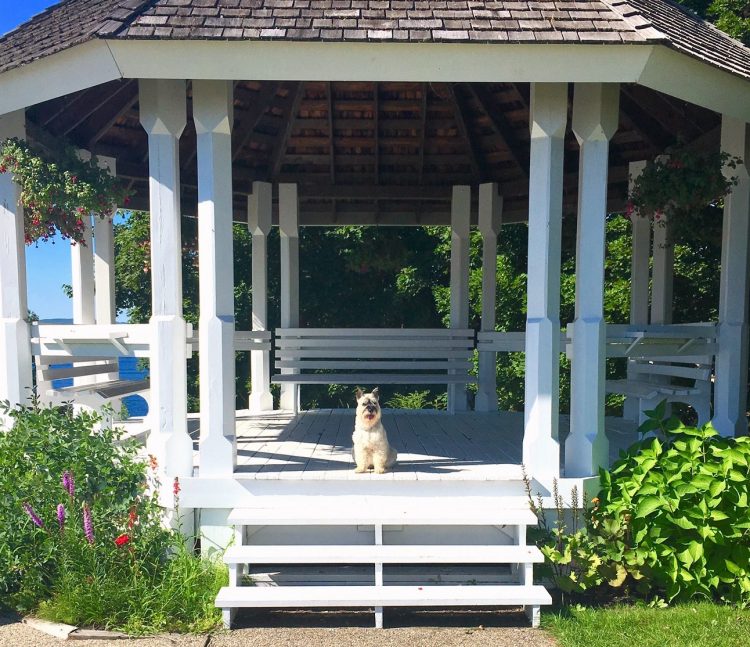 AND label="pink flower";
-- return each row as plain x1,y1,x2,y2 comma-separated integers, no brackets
22,502,44,528
57,504,66,531
83,503,94,544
